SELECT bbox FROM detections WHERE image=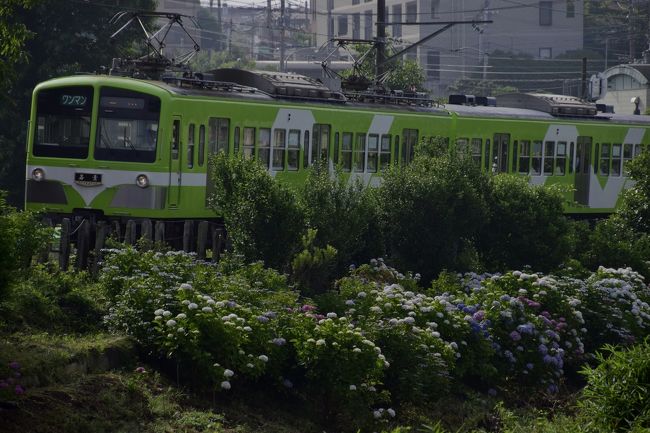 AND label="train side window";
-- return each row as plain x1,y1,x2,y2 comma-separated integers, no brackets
272,128,286,170
612,143,622,176
543,141,555,175
288,129,300,170
368,134,379,173
624,143,633,174
354,133,366,172
634,144,642,157
172,119,180,160
341,132,353,171
394,136,400,165
484,139,491,172
259,128,271,167
243,127,255,159
512,140,518,172
569,142,575,173
594,143,599,174
208,117,229,153
198,125,205,166
380,135,391,170
531,140,542,175
518,140,530,174
556,141,566,175
187,124,195,169
599,143,610,176
471,138,482,165
456,137,469,154
402,129,418,164
312,124,330,163
303,130,310,168
234,126,240,155
334,132,340,164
